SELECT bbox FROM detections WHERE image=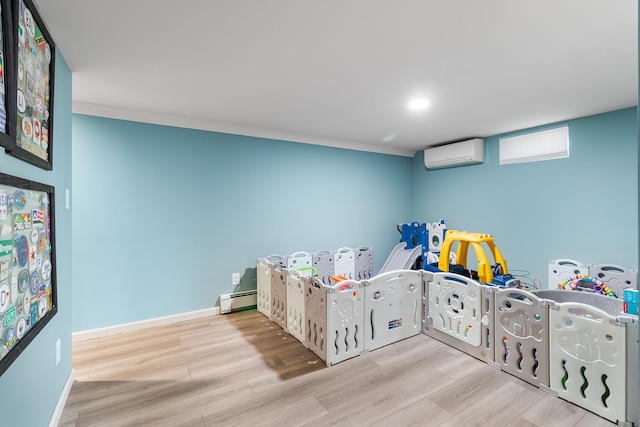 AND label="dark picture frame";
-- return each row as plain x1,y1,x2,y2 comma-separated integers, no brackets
0,172,57,377
0,0,17,152
6,0,55,170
